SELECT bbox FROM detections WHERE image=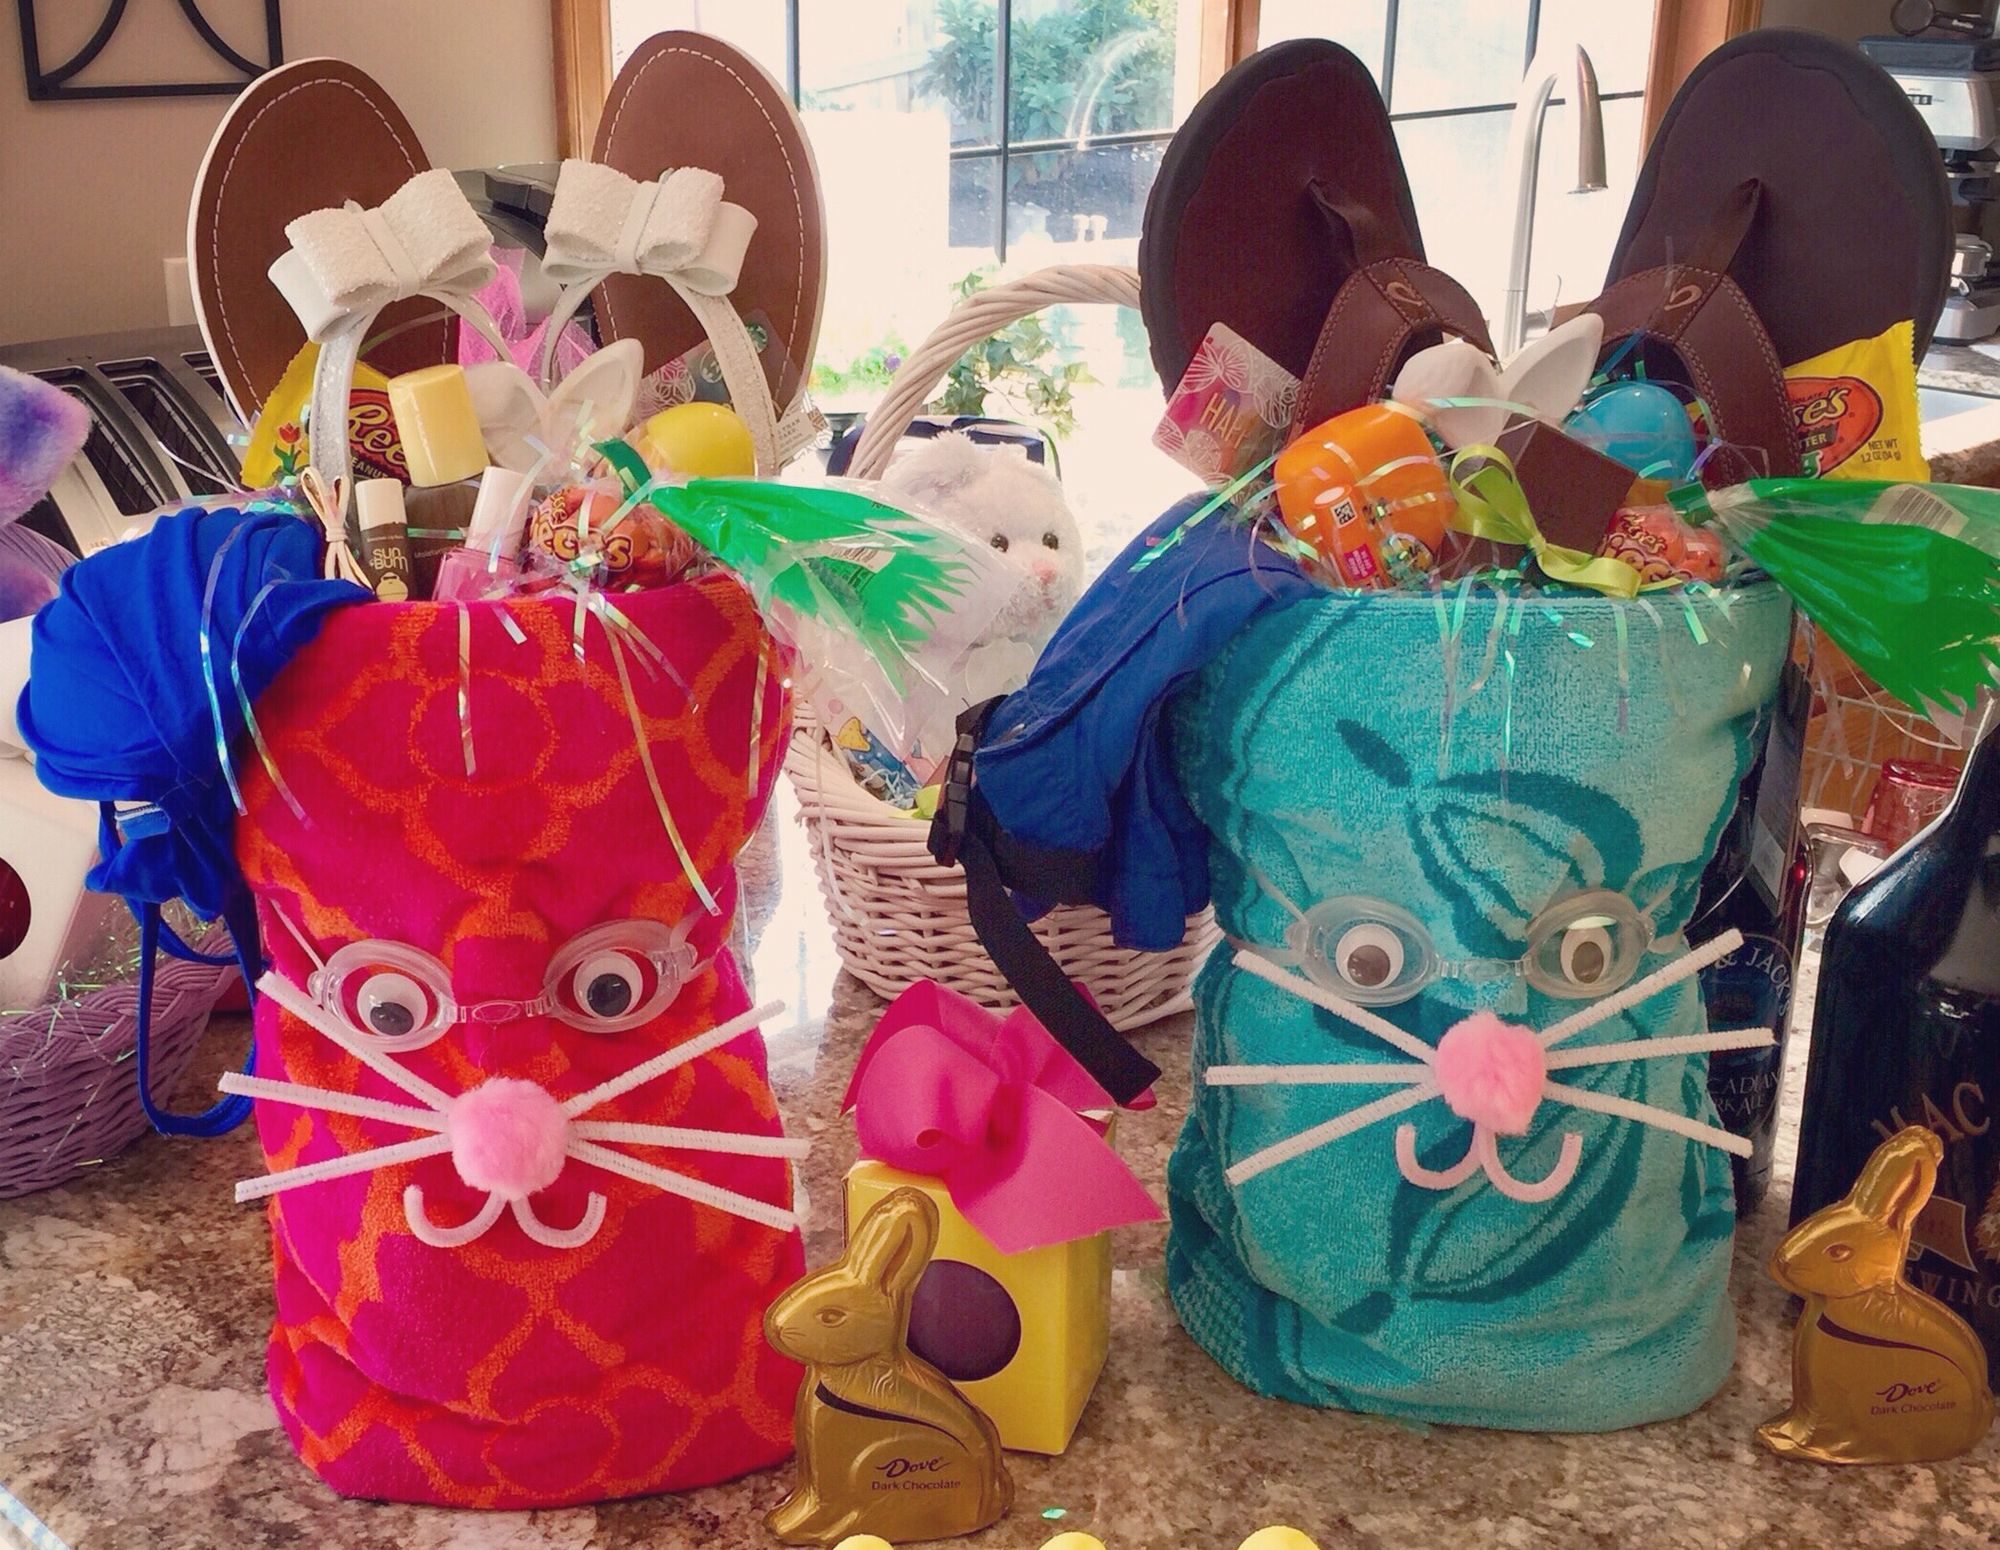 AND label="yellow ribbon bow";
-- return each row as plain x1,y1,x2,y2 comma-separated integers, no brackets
1446,446,1642,599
